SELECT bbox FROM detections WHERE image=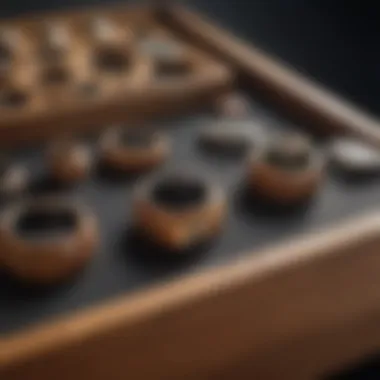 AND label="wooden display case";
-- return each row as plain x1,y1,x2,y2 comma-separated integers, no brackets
1,4,380,380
